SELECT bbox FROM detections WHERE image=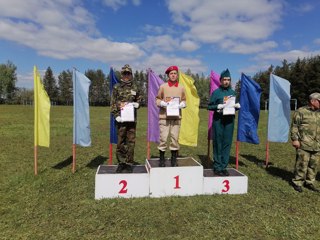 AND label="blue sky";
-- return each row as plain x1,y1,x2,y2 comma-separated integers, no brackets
1,0,320,89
